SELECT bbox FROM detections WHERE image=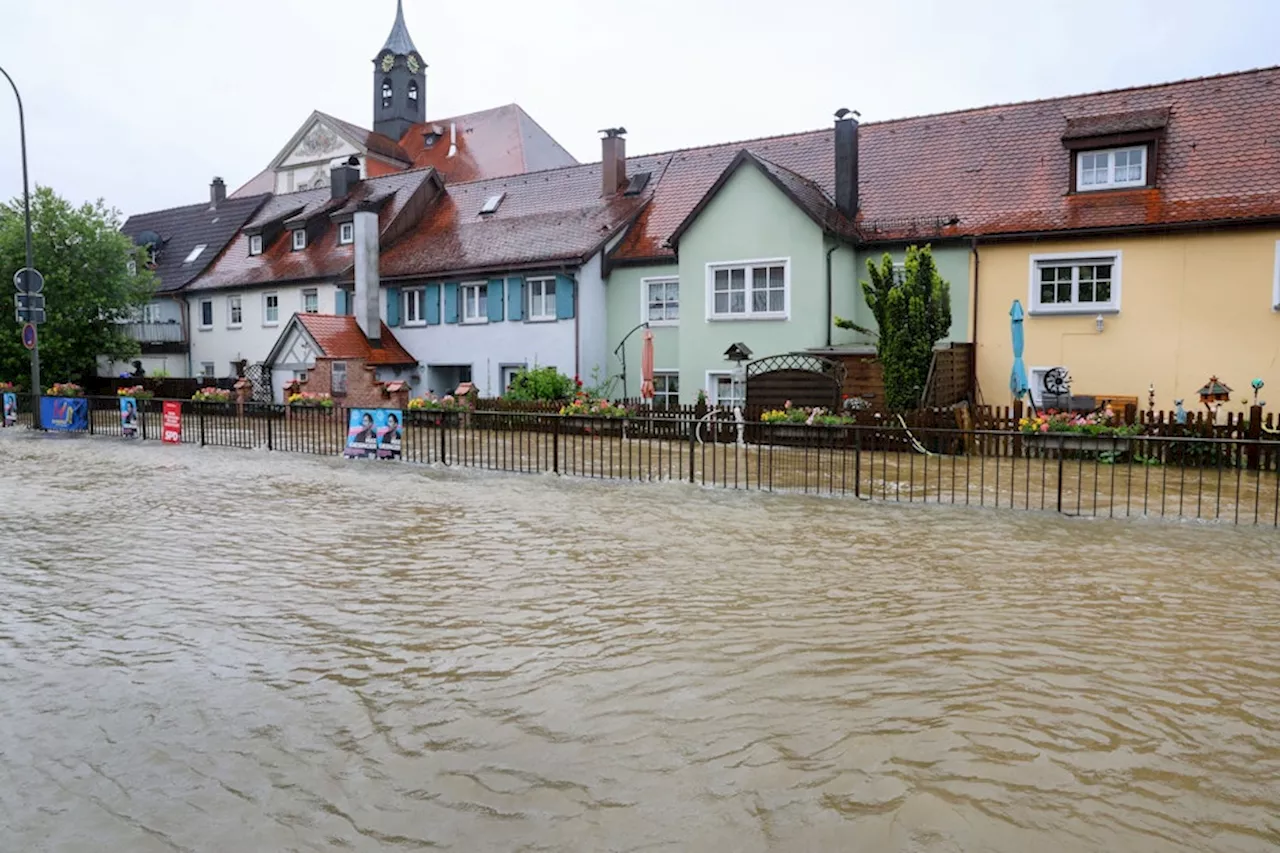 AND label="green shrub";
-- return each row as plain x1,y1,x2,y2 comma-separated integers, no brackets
504,365,576,401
